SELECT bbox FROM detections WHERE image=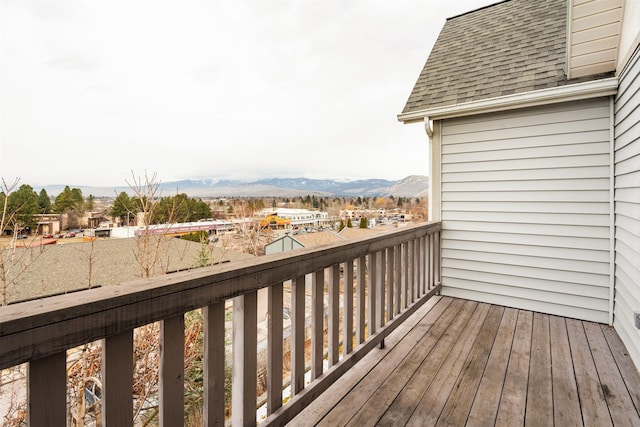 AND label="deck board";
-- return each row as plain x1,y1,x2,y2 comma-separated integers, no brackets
466,307,518,427
343,299,474,426
524,312,553,427
289,296,640,427
495,310,532,426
